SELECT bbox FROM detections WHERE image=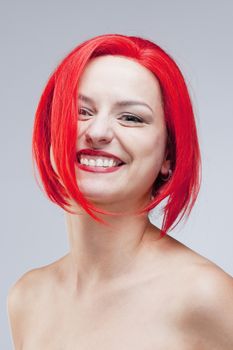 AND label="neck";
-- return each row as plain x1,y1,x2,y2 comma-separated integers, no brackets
63,208,163,297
